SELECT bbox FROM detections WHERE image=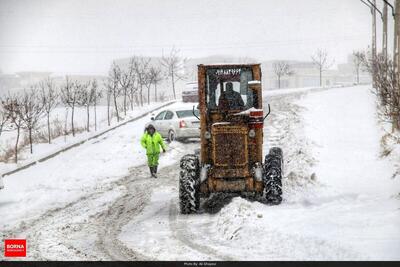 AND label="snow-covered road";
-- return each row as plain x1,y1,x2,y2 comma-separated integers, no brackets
1,85,399,260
